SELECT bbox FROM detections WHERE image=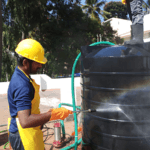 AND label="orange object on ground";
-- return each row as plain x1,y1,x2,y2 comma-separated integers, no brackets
71,127,82,136
50,107,73,121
